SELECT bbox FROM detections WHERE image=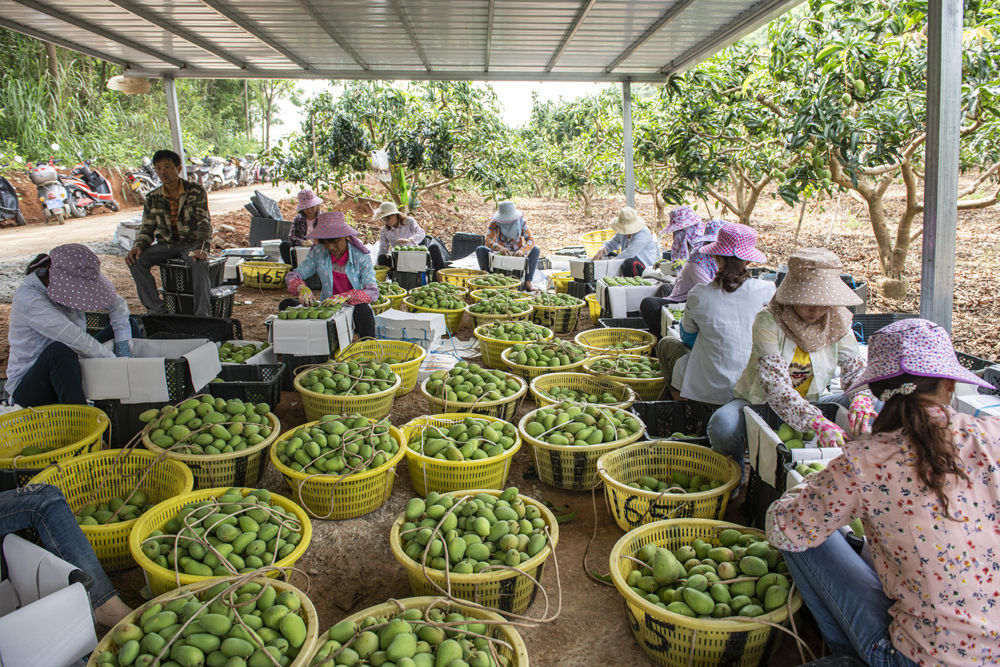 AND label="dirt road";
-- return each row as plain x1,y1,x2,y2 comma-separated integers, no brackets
0,184,288,258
